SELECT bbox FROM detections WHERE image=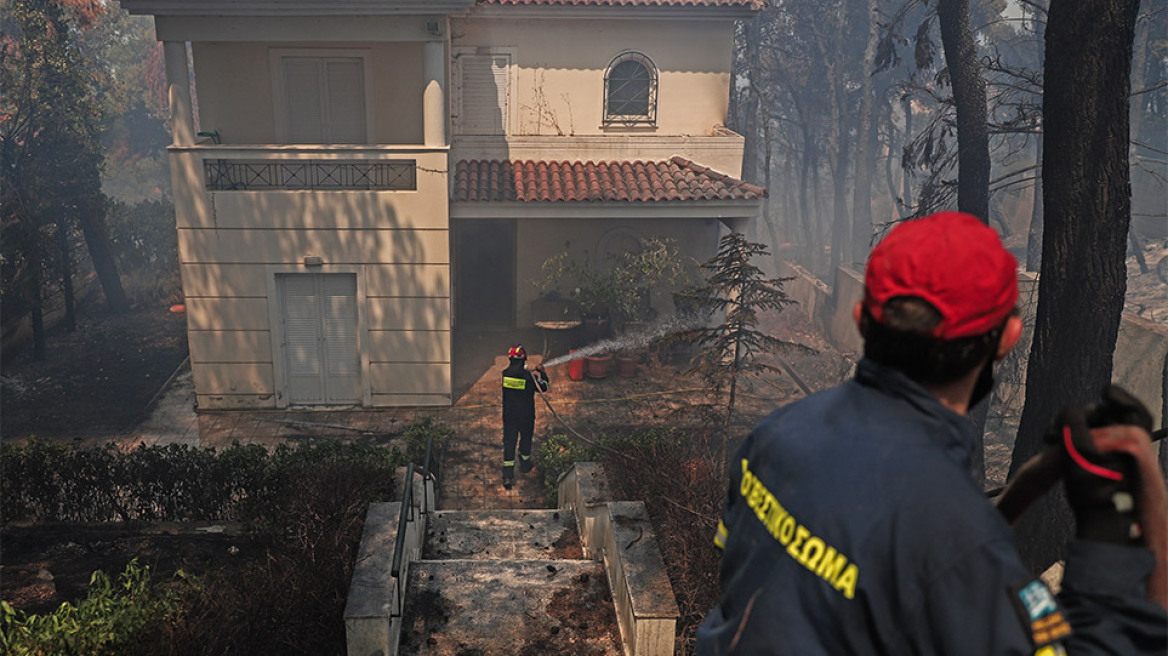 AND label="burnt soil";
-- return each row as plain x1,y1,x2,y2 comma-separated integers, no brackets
2,302,195,614
1,303,189,442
